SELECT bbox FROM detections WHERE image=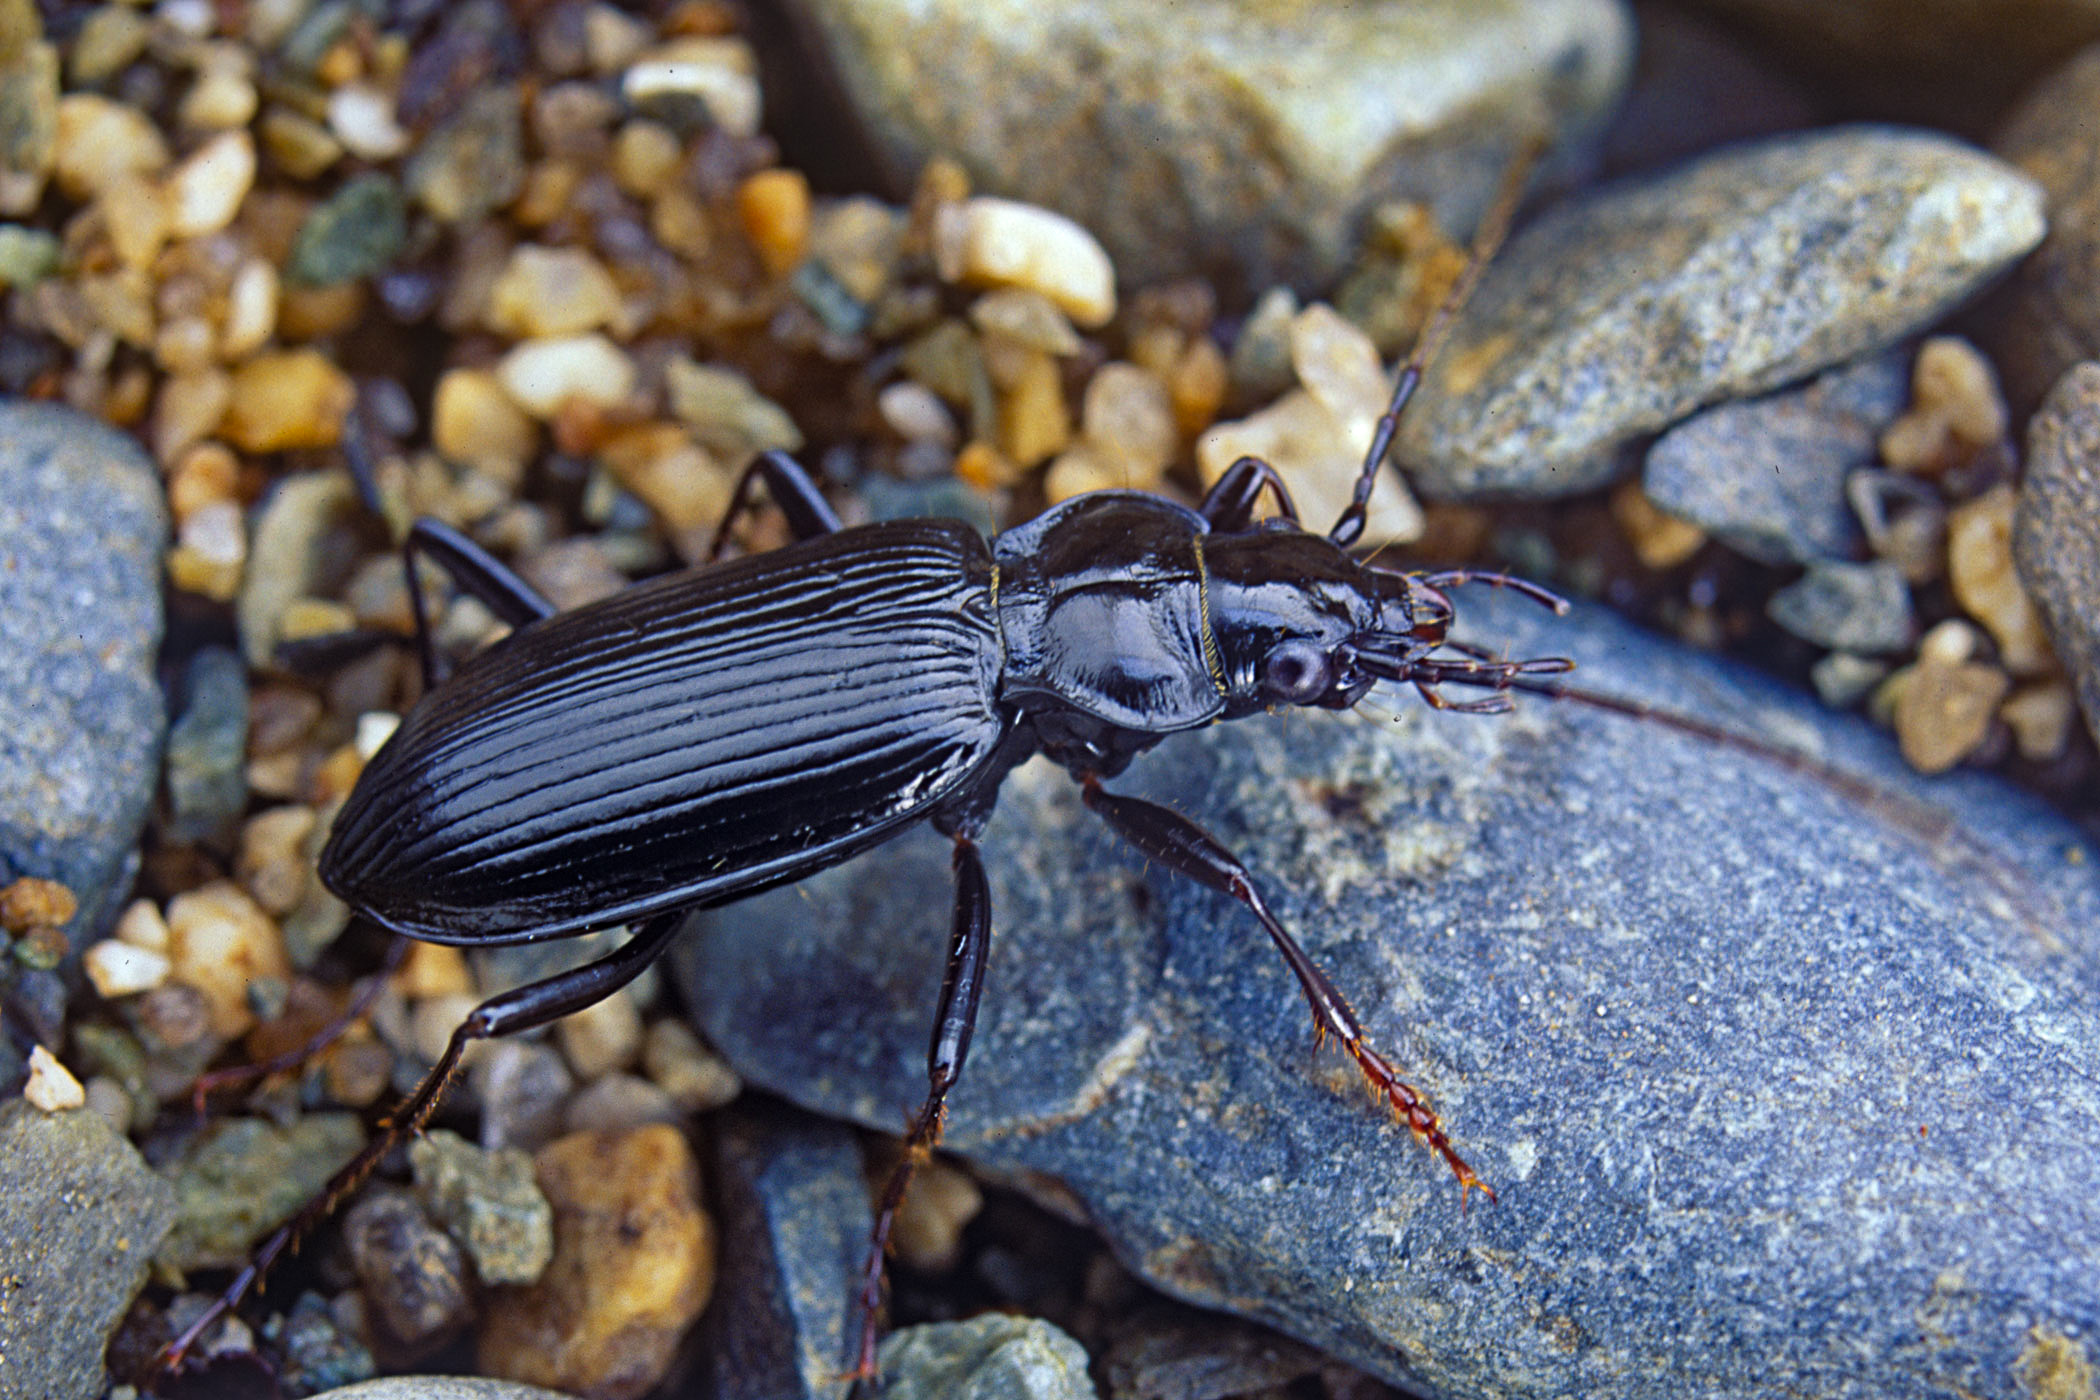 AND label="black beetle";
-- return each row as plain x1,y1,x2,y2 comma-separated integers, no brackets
161,155,1588,1380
